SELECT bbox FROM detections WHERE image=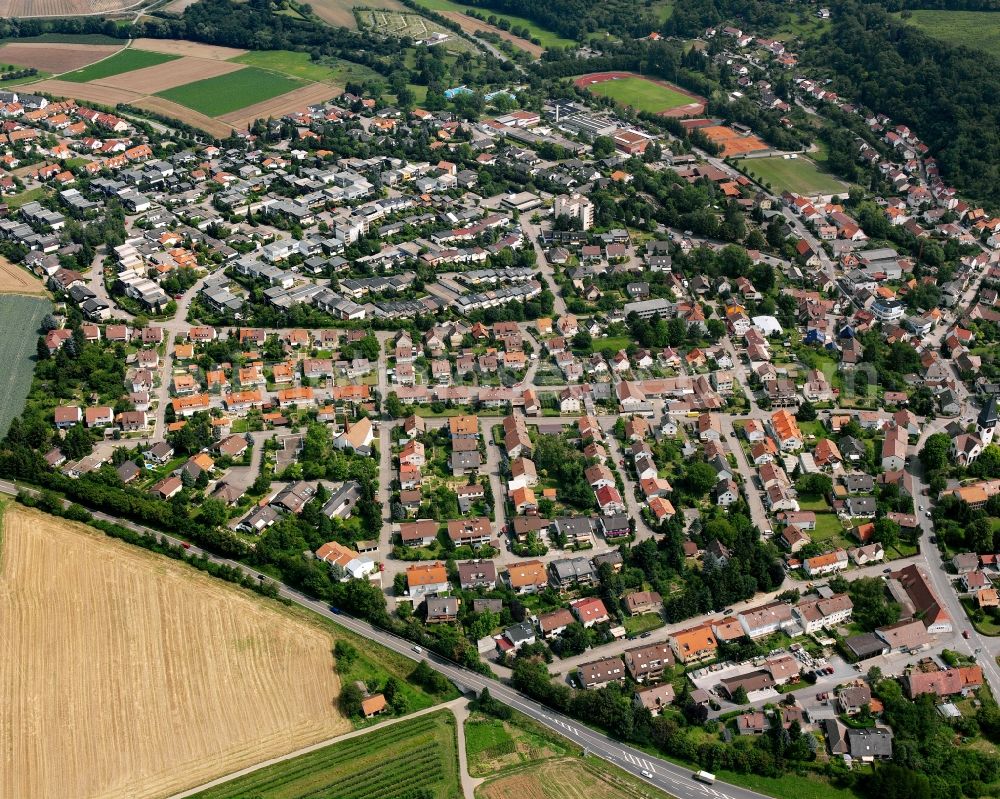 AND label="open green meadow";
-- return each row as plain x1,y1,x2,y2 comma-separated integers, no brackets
742,155,847,196
6,186,48,210
61,48,178,83
412,0,575,48
898,9,1000,57
191,710,461,799
586,76,694,113
156,67,304,117
0,295,49,438
651,0,674,23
